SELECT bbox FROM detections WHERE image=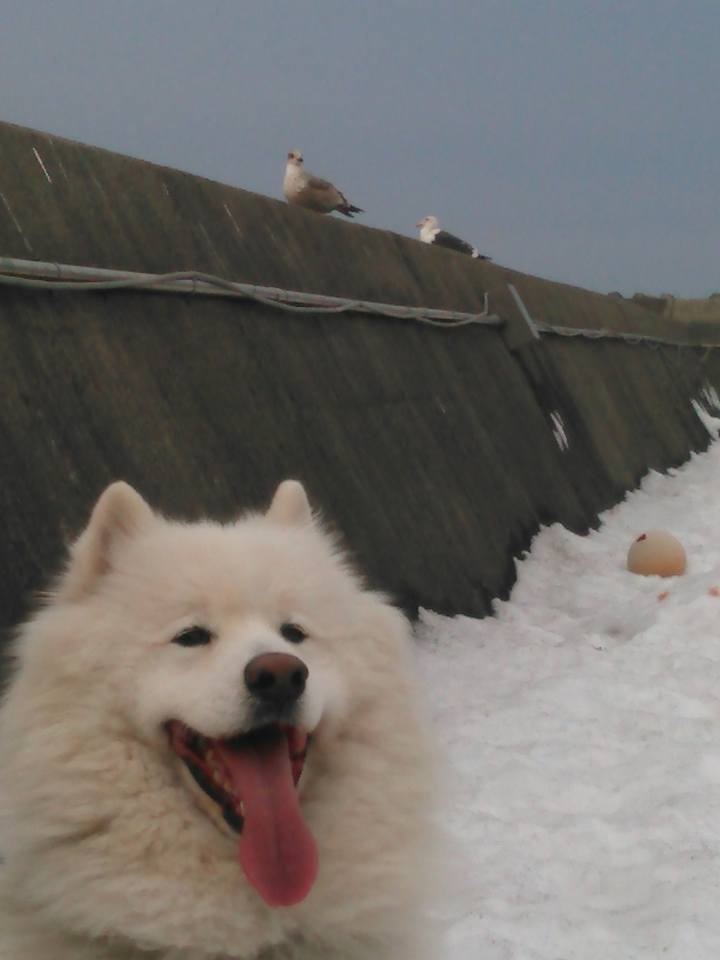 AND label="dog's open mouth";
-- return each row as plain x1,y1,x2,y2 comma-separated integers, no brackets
167,721,309,832
167,720,318,907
